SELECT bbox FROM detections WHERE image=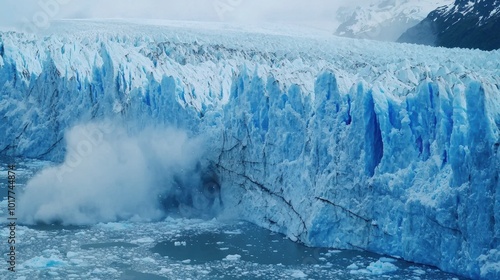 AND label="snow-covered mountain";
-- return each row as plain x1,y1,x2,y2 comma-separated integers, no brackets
398,0,500,50
1,21,500,279
334,0,453,41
